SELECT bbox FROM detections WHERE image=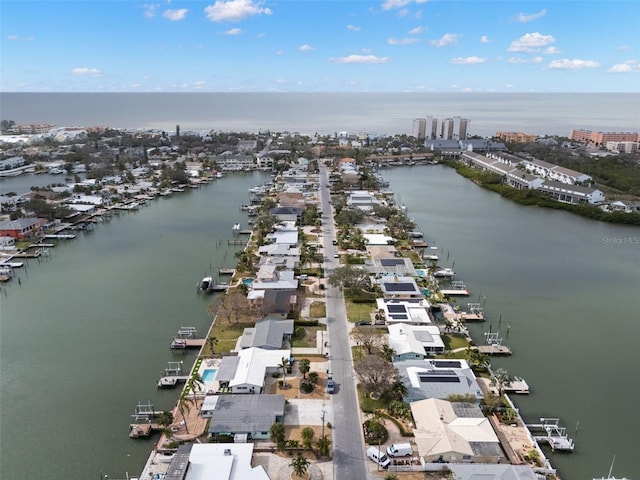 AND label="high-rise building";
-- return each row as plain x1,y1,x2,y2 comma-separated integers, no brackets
425,116,438,139
412,118,426,139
